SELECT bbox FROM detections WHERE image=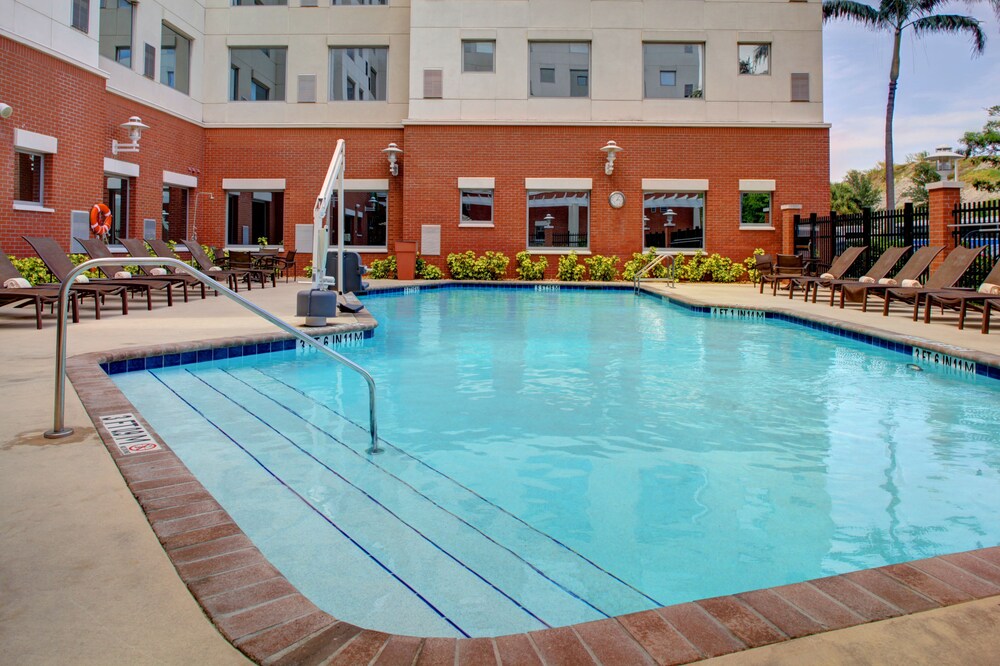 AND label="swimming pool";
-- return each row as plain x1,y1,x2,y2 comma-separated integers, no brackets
113,287,1000,638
